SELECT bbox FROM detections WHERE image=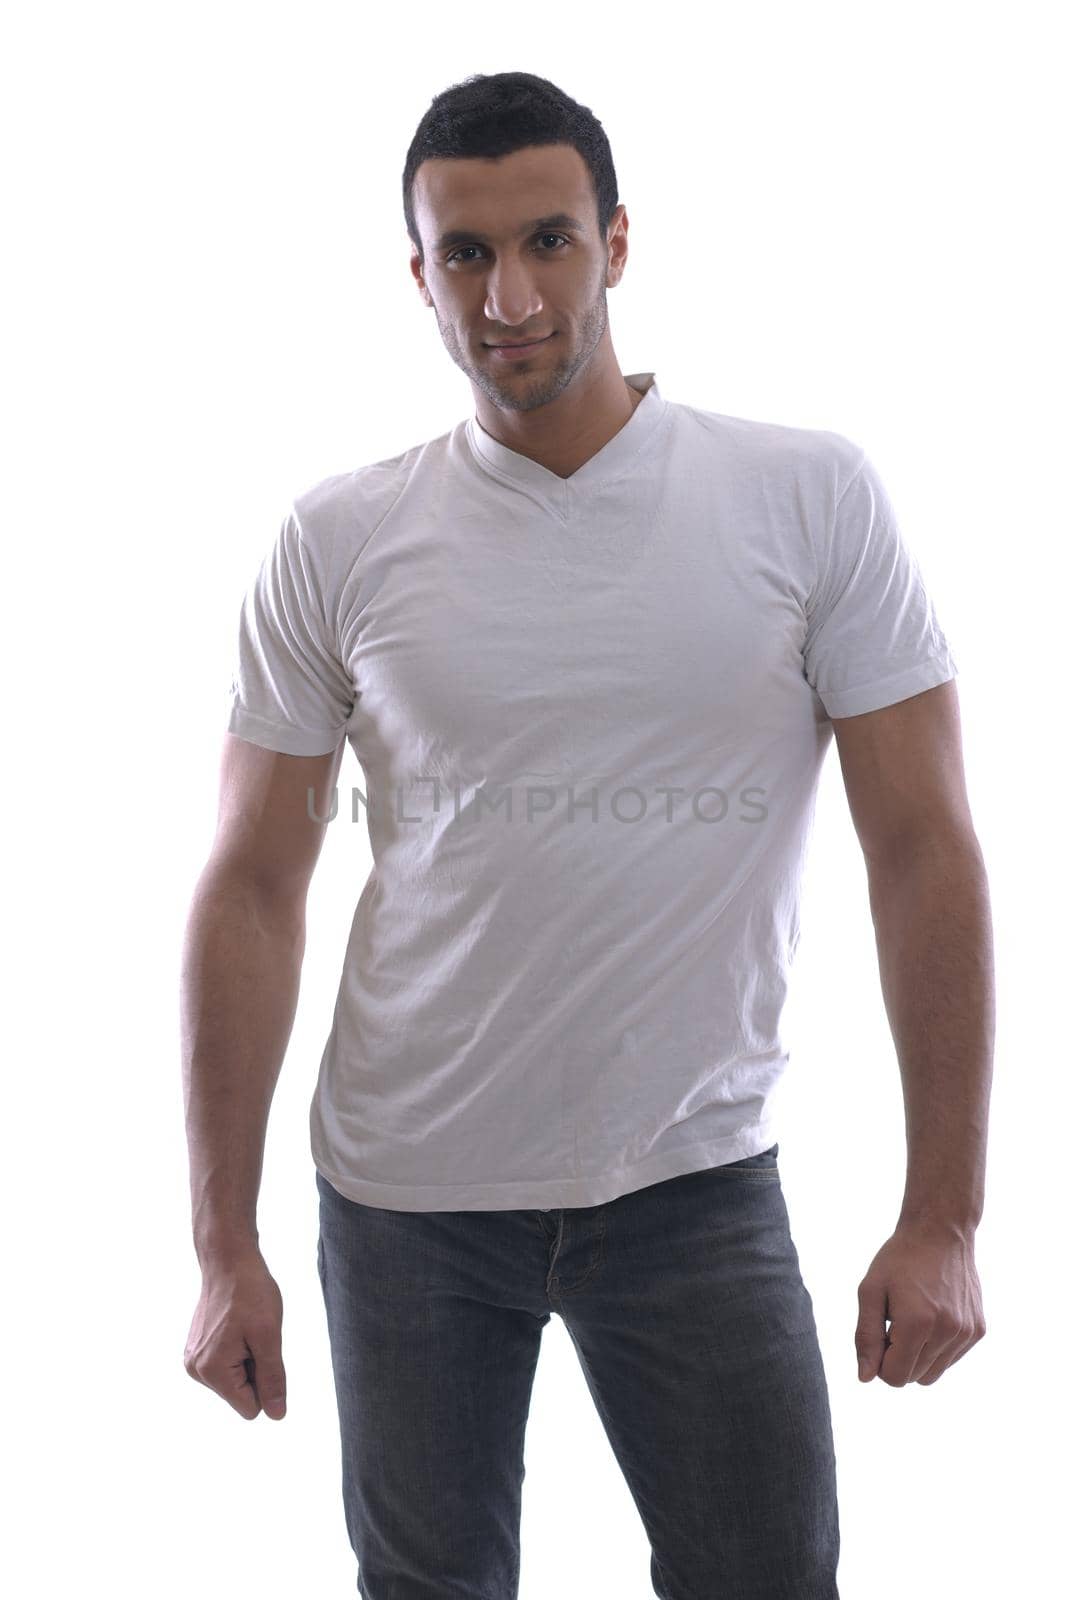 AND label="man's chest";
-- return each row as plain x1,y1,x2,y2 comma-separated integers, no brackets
338,498,816,780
